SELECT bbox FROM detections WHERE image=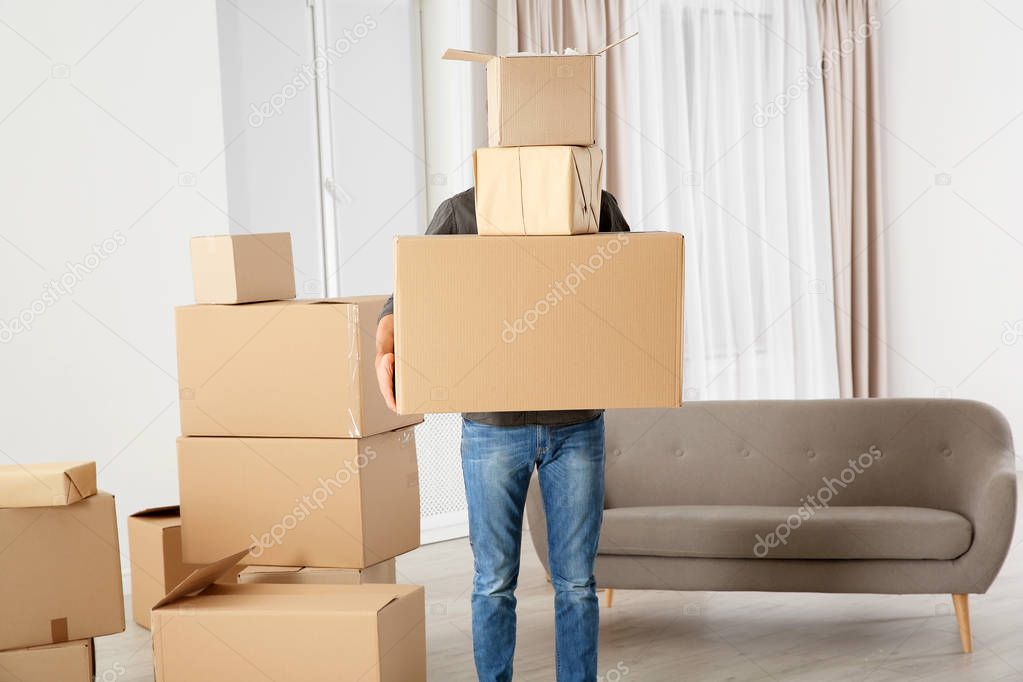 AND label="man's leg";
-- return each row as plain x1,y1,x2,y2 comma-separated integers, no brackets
537,415,605,682
460,418,536,682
